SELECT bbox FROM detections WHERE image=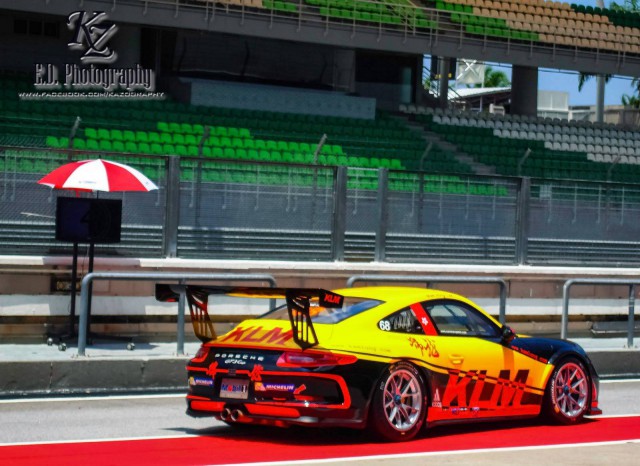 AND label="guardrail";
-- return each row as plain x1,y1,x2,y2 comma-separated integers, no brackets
77,272,277,356
346,274,508,324
562,278,638,347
